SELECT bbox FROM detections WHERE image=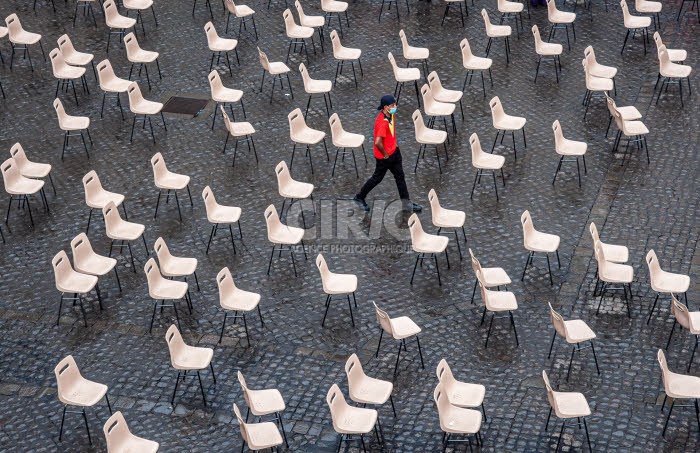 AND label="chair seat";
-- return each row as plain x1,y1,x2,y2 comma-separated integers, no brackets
666,372,700,399
588,63,617,79
333,131,364,148
280,180,314,200
58,378,108,407
0,27,7,39
404,46,429,60
412,233,449,254
600,261,633,284
390,316,422,339
433,209,465,229
208,205,241,224
106,219,145,241
599,242,629,263
221,288,261,312
445,381,486,408
129,49,159,64
538,42,563,56
124,0,153,9
288,25,314,39
652,270,690,294
248,388,286,415
323,0,348,13
622,120,649,135
246,422,284,450
666,48,687,62
156,172,190,191
557,138,587,156
550,11,576,23
88,191,124,209
480,266,511,286
636,0,662,13
587,76,614,91
333,405,377,434
161,257,197,278
75,254,117,277
625,16,652,28
464,55,493,70
209,37,238,52
64,50,94,67
107,16,137,29
661,62,692,78
323,272,357,294
335,47,361,60
171,345,213,370
301,16,325,28
440,405,482,434
500,1,523,13
552,391,591,418
102,77,132,93
487,24,511,38
235,5,255,17
425,101,455,117
525,231,560,253
229,121,256,137
57,269,98,294
494,114,526,131
113,436,159,453
17,161,51,179
292,127,325,145
268,61,291,75
131,99,163,115
269,225,304,245
10,30,41,45
305,78,332,94
616,105,642,121
151,279,188,300
5,176,44,195
432,88,463,104
394,67,421,82
55,65,86,80
485,289,518,311
417,128,447,145
687,312,700,335
564,319,596,343
213,87,243,103
349,375,392,406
